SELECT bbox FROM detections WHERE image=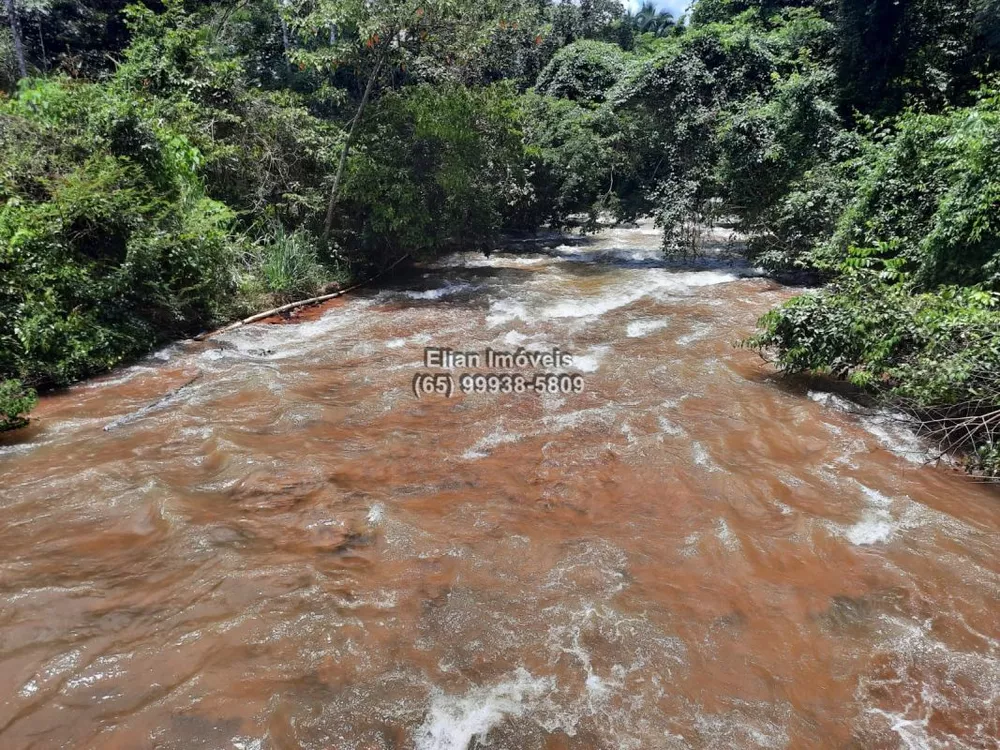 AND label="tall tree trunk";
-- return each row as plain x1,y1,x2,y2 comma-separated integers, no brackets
3,0,27,80
36,16,45,71
321,52,385,242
